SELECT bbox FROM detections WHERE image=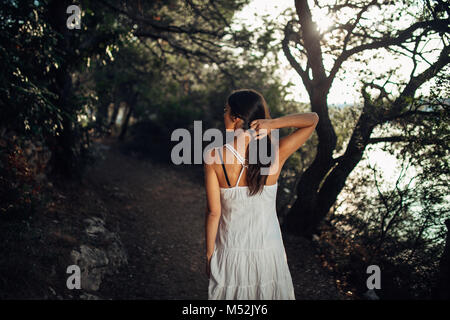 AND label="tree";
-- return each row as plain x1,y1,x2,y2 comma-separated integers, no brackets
97,0,254,87
280,0,449,237
0,0,123,177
